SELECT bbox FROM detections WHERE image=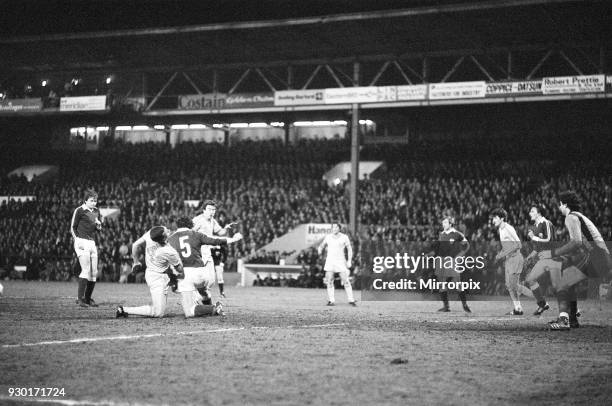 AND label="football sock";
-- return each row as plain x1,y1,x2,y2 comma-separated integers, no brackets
123,305,153,317
568,285,577,301
440,291,449,308
569,301,578,322
85,281,96,301
218,283,224,294
327,281,335,302
557,289,569,314
77,278,88,300
458,291,467,305
508,285,521,310
344,283,355,302
531,286,545,304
